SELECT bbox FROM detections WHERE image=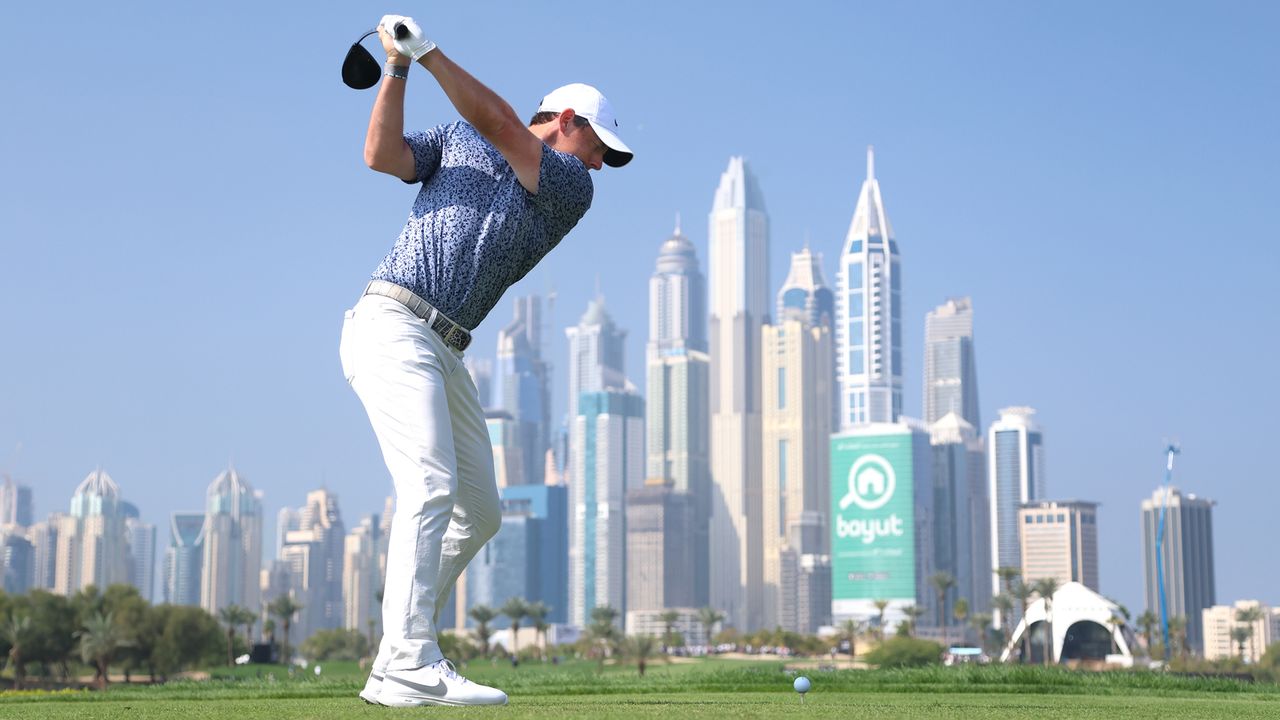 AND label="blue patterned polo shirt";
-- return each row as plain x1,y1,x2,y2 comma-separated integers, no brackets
370,121,593,330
